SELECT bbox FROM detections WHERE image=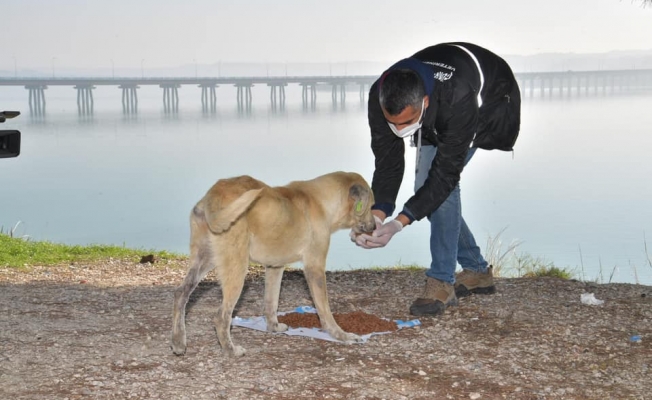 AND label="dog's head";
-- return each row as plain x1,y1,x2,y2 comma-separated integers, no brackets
348,179,376,235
